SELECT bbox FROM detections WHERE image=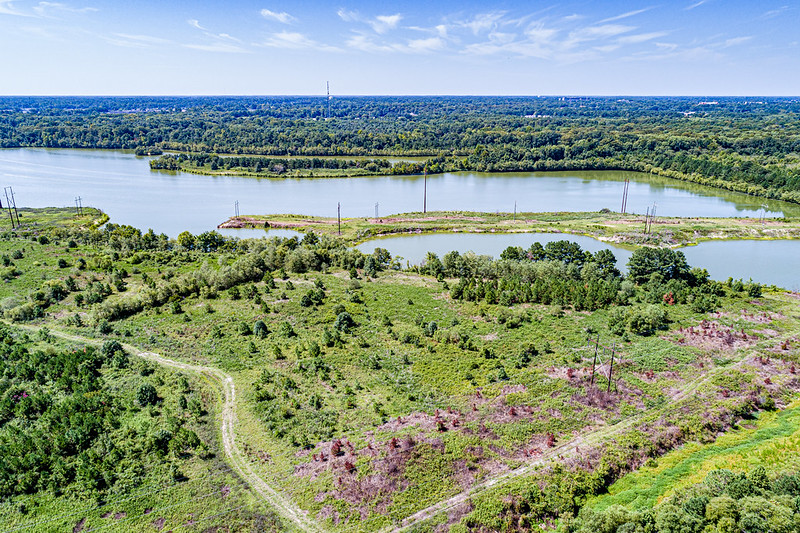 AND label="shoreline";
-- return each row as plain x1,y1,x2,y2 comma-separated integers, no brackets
217,210,800,248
